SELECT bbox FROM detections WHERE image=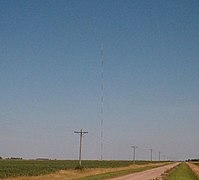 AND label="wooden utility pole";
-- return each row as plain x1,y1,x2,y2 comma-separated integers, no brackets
131,146,138,164
74,129,88,167
158,151,161,161
149,149,153,161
